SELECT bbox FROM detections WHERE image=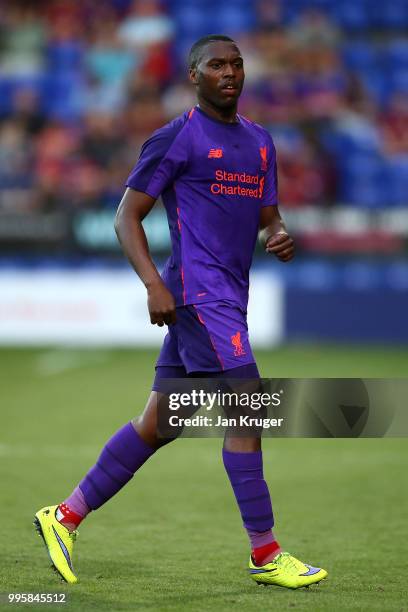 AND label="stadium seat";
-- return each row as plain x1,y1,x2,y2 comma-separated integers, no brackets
390,68,408,94
385,158,408,206
46,42,84,72
0,79,13,114
386,40,408,69
373,0,408,29
342,41,378,72
333,0,371,32
171,5,212,38
40,72,84,121
215,6,256,33
0,77,44,116
359,71,389,106
338,153,387,208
